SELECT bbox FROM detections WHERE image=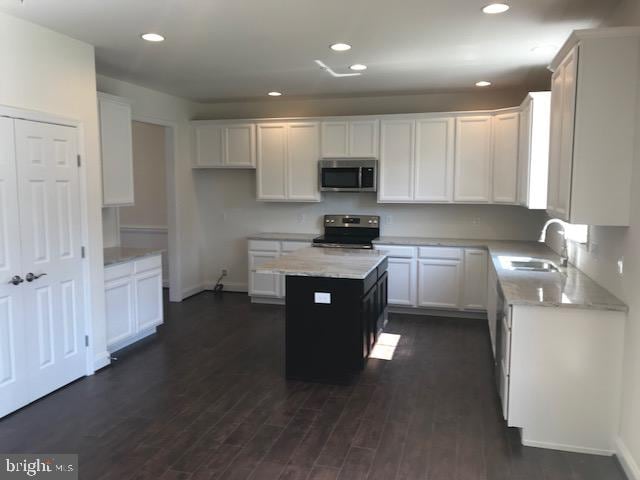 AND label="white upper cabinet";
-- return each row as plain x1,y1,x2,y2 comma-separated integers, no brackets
321,118,379,158
414,117,455,202
98,93,134,206
257,122,321,202
287,122,321,202
256,123,287,200
547,28,640,226
378,119,415,202
454,115,492,202
518,92,551,210
492,112,519,204
192,121,256,168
